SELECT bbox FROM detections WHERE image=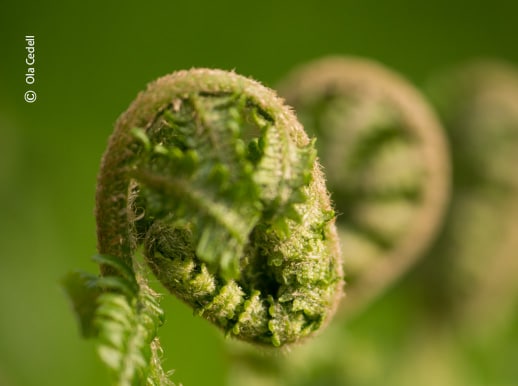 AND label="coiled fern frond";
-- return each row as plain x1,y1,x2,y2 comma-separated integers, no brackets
64,68,343,385
278,56,450,315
